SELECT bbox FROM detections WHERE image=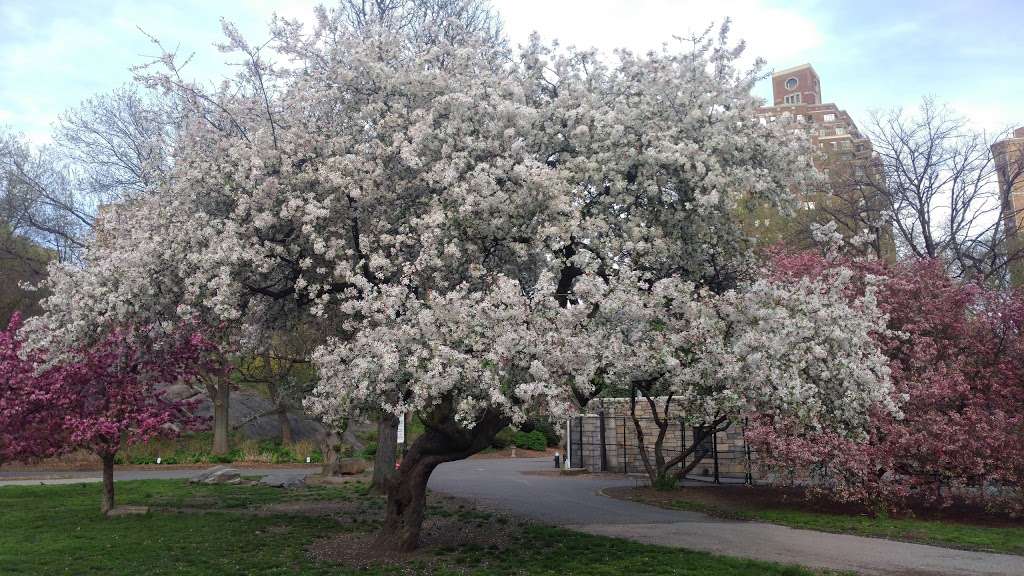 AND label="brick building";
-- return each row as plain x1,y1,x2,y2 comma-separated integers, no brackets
991,127,1024,285
749,63,892,257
